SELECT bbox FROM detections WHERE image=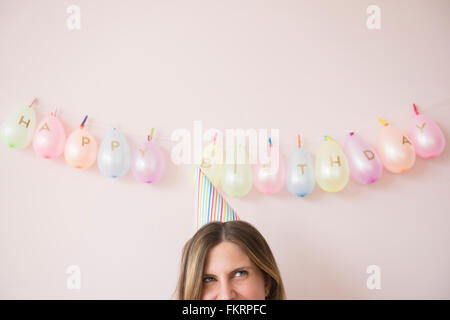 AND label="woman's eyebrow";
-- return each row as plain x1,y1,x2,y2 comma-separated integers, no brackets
203,266,253,277
229,266,253,274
